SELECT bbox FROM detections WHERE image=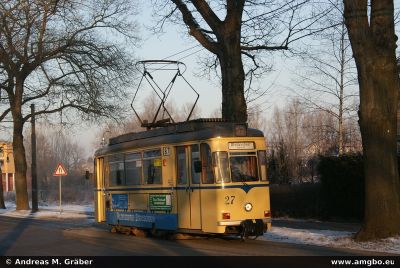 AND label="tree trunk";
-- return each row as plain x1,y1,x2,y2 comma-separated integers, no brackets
0,165,5,209
170,0,248,123
13,120,30,210
218,33,247,123
11,80,30,210
356,56,400,240
344,0,400,240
